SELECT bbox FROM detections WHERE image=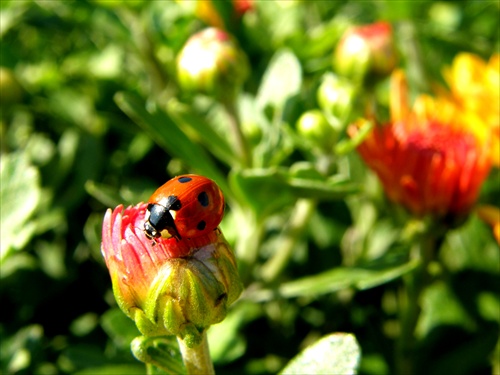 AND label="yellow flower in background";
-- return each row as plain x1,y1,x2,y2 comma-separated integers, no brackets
443,53,500,165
